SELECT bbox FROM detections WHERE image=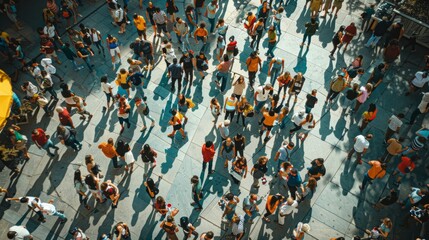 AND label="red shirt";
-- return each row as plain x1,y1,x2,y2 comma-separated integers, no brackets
58,108,73,126
31,128,48,146
202,144,215,162
397,156,415,173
